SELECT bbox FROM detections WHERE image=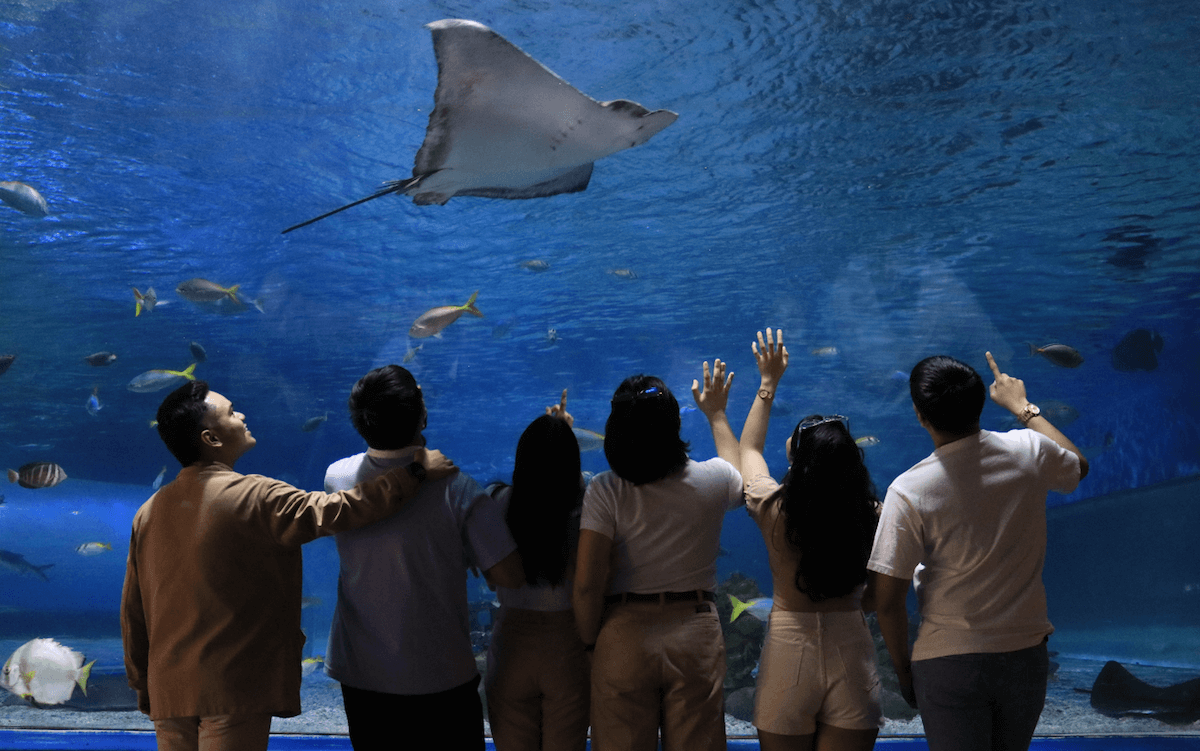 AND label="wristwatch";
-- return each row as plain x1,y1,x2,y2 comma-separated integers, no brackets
406,461,427,482
757,388,774,401
1017,403,1041,426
